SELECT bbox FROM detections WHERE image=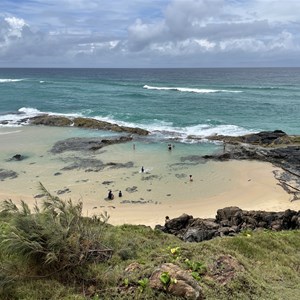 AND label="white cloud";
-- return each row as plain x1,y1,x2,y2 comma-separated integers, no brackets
4,17,27,37
0,0,300,67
